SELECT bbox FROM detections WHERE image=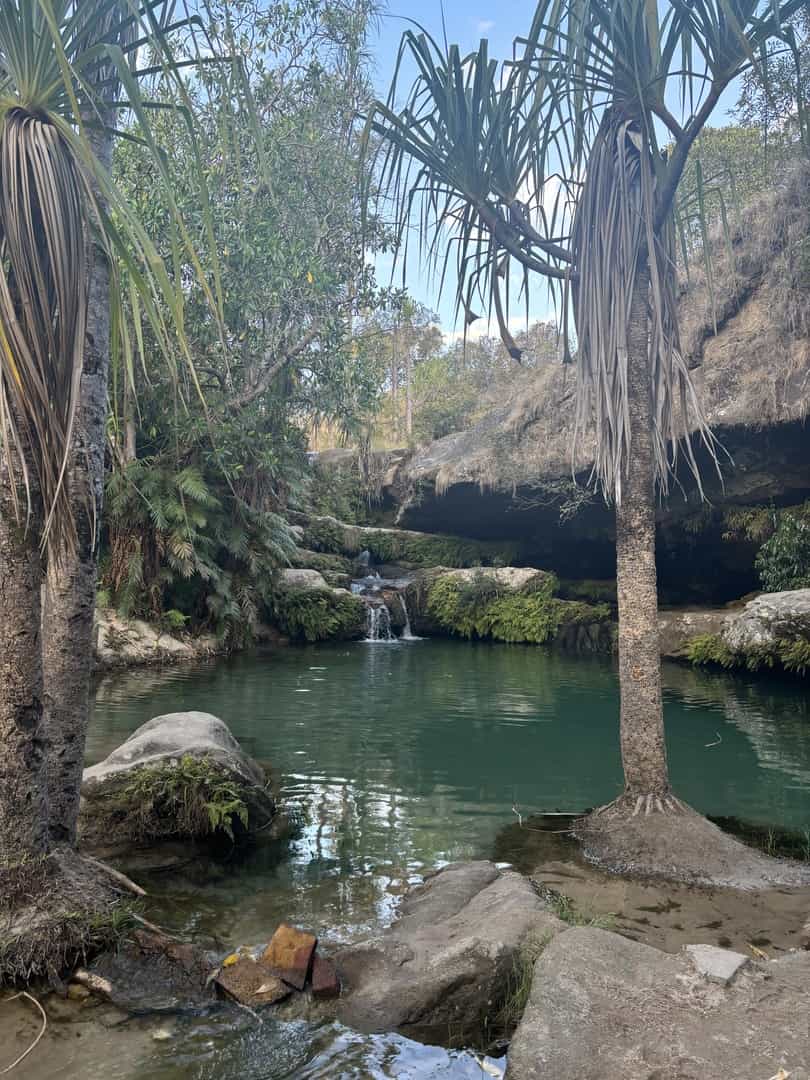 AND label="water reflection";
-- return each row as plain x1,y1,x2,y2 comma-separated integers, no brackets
82,641,810,1078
